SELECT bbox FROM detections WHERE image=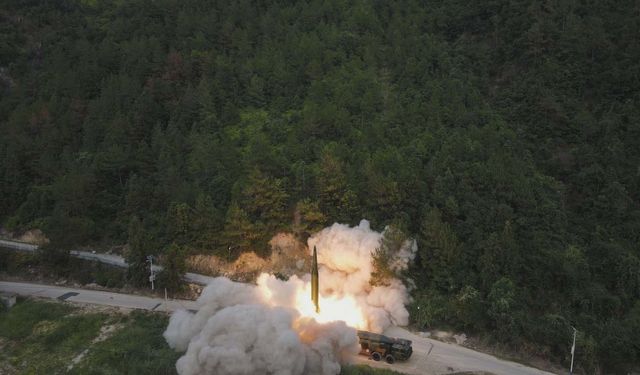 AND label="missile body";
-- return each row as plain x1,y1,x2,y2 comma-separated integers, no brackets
311,246,319,313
